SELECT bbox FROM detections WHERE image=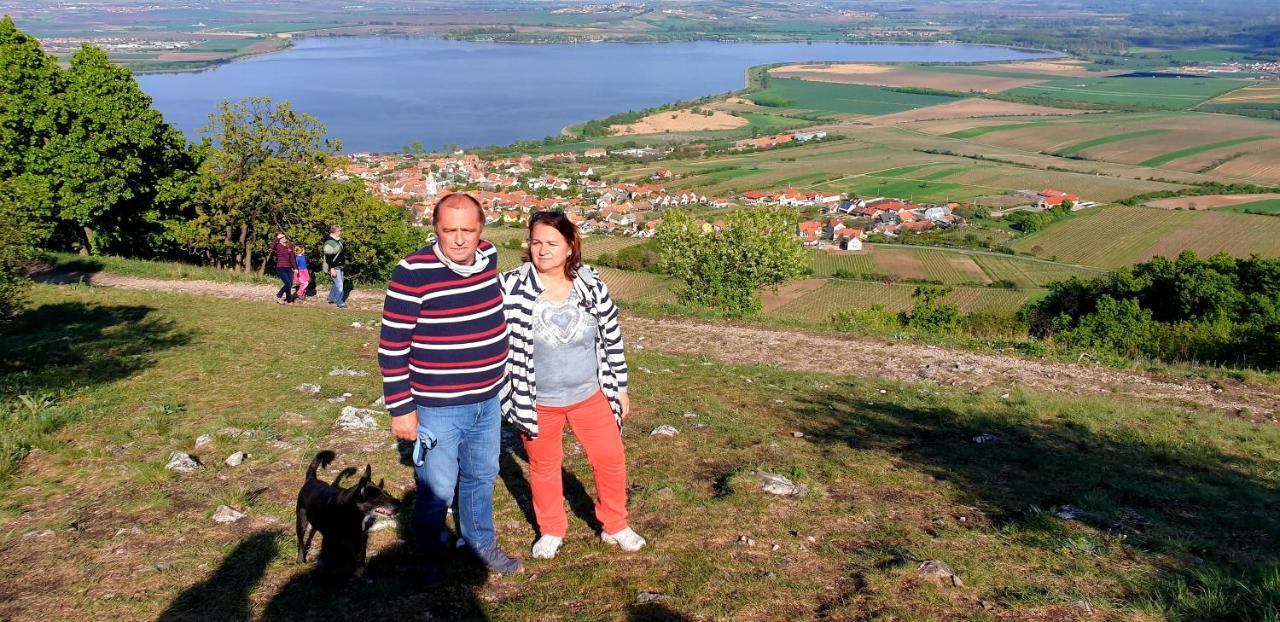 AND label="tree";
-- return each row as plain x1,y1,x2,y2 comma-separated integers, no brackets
0,175,53,318
0,16,64,180
656,207,807,314
191,97,341,272
47,45,199,255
